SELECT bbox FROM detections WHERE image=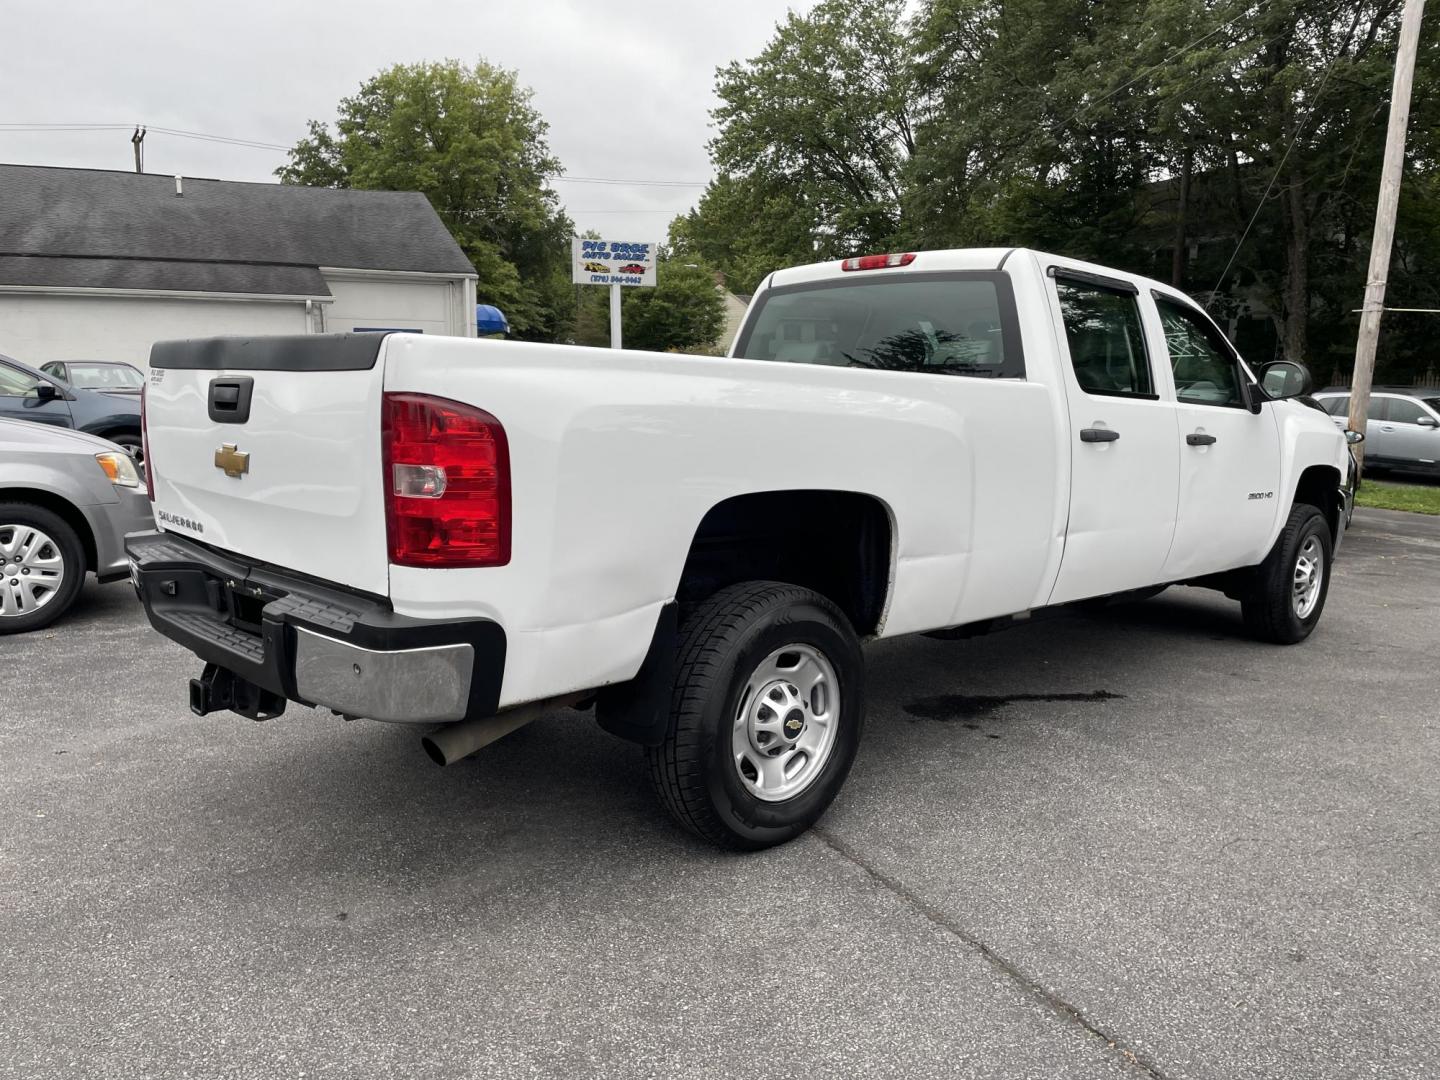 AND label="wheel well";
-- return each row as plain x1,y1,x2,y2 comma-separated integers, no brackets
677,490,892,636
0,488,97,572
1294,465,1342,540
